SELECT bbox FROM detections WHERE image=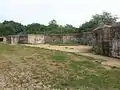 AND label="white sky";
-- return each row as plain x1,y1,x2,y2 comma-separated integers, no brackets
0,0,120,27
